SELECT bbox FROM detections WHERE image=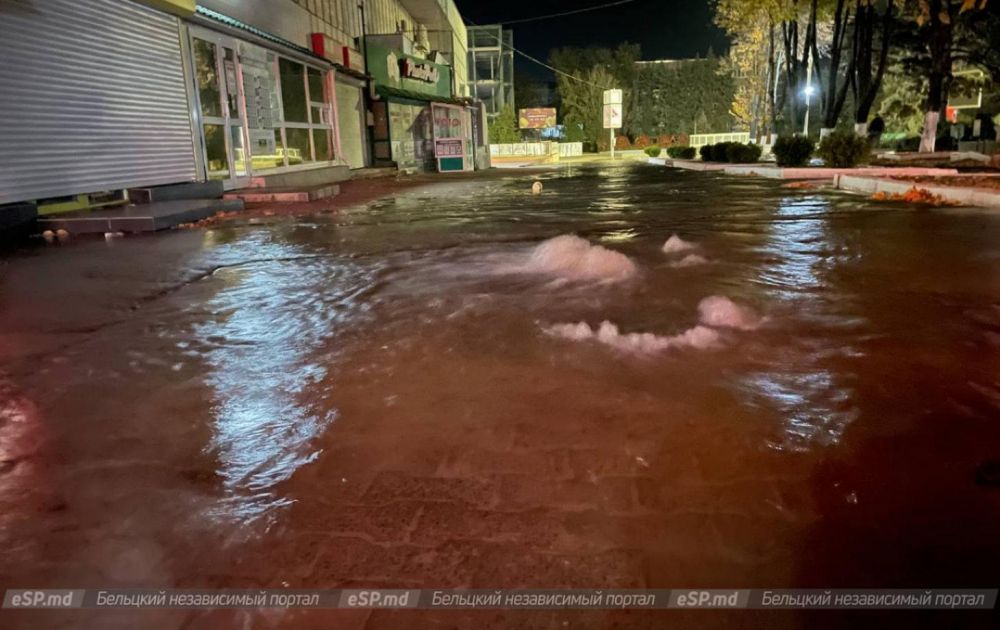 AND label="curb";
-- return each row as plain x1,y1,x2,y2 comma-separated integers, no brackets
834,175,1000,209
